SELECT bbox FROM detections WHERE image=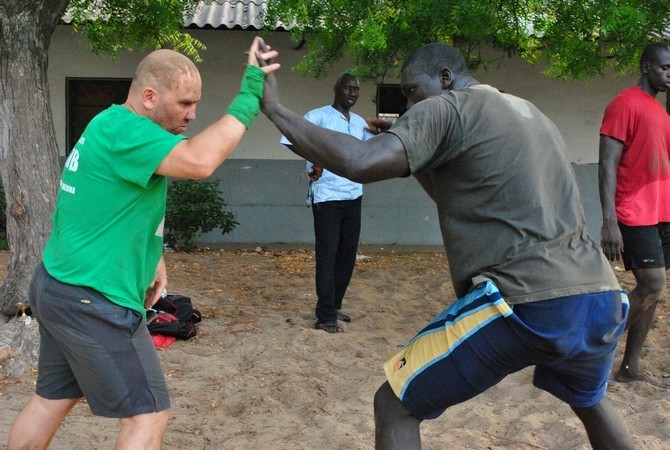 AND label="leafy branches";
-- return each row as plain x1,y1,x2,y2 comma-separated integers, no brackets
67,0,206,61
262,0,670,80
